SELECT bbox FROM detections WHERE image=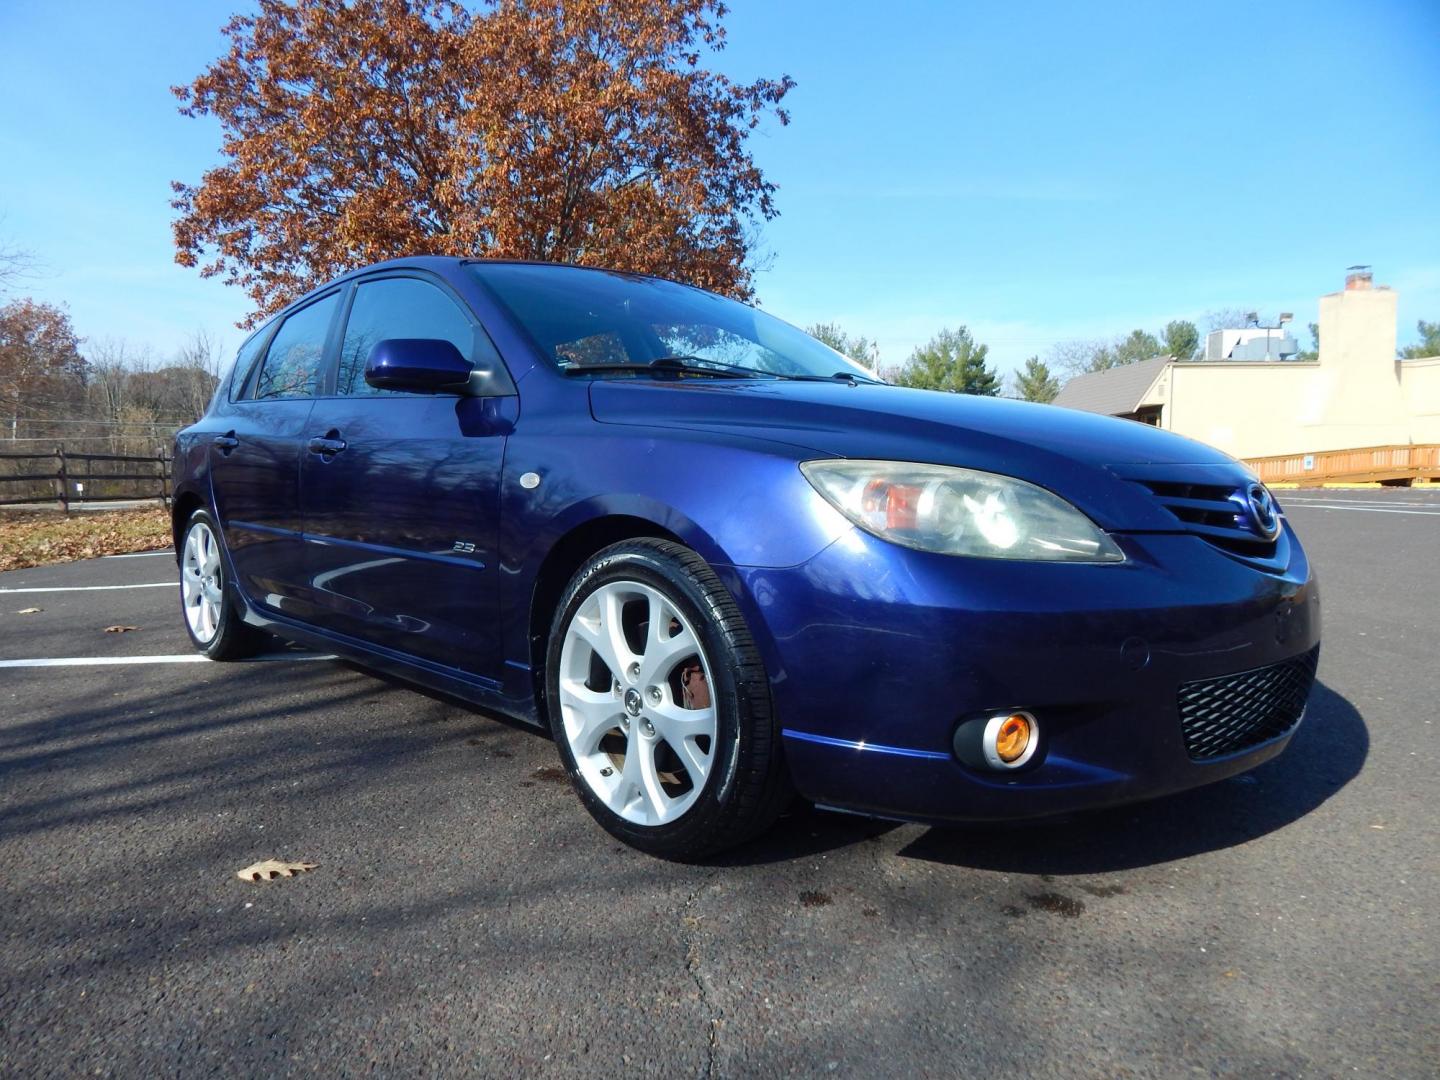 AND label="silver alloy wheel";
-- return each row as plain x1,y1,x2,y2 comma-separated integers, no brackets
557,579,718,826
181,521,225,644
